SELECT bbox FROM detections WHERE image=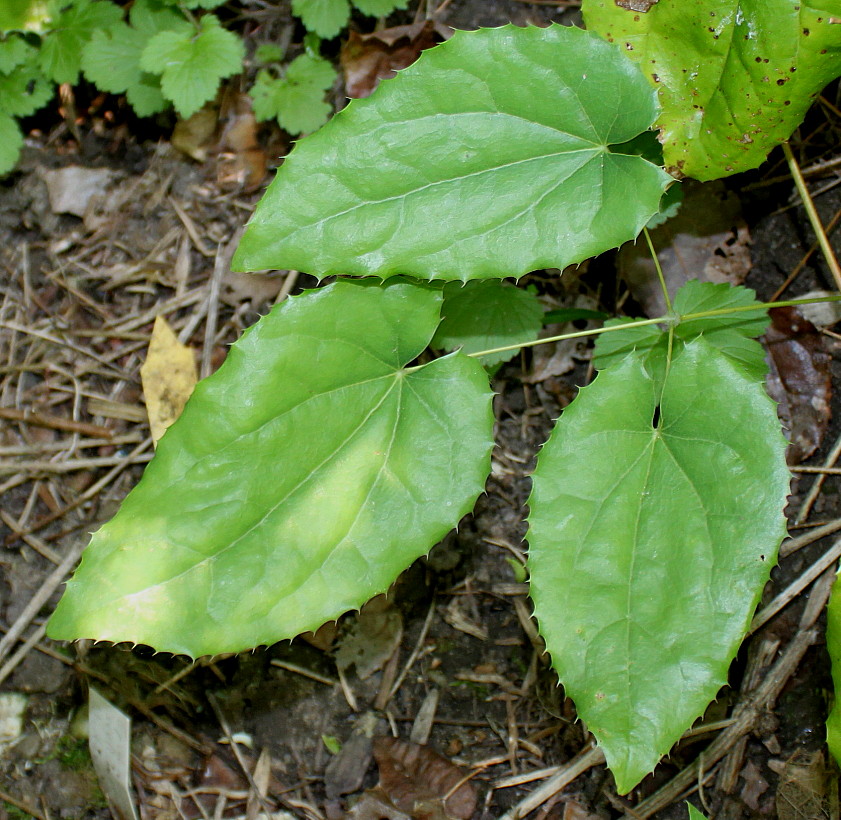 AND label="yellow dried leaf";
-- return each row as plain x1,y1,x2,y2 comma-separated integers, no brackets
140,317,197,446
